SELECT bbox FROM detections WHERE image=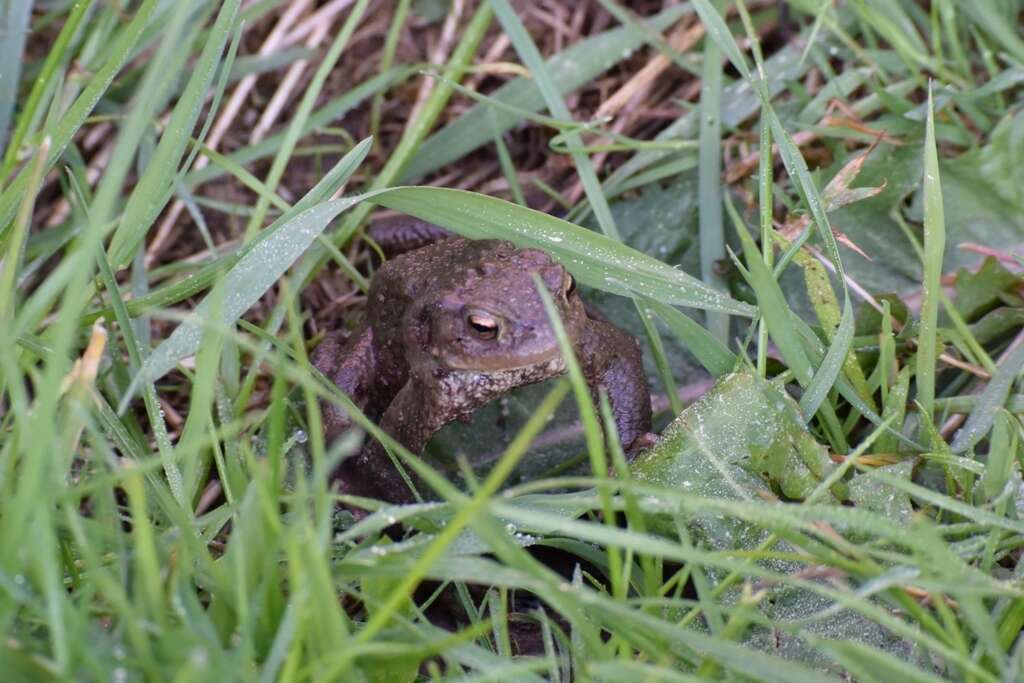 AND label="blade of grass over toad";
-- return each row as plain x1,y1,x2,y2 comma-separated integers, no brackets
106,0,242,268
402,3,690,181
370,187,755,316
916,84,946,443
0,0,162,238
488,0,682,431
346,380,573,657
534,275,624,601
